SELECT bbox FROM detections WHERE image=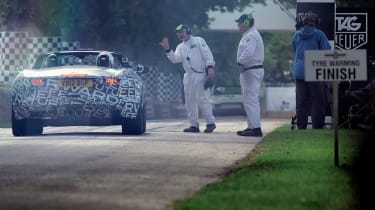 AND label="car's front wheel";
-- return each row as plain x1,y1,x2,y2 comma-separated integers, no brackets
122,103,146,135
